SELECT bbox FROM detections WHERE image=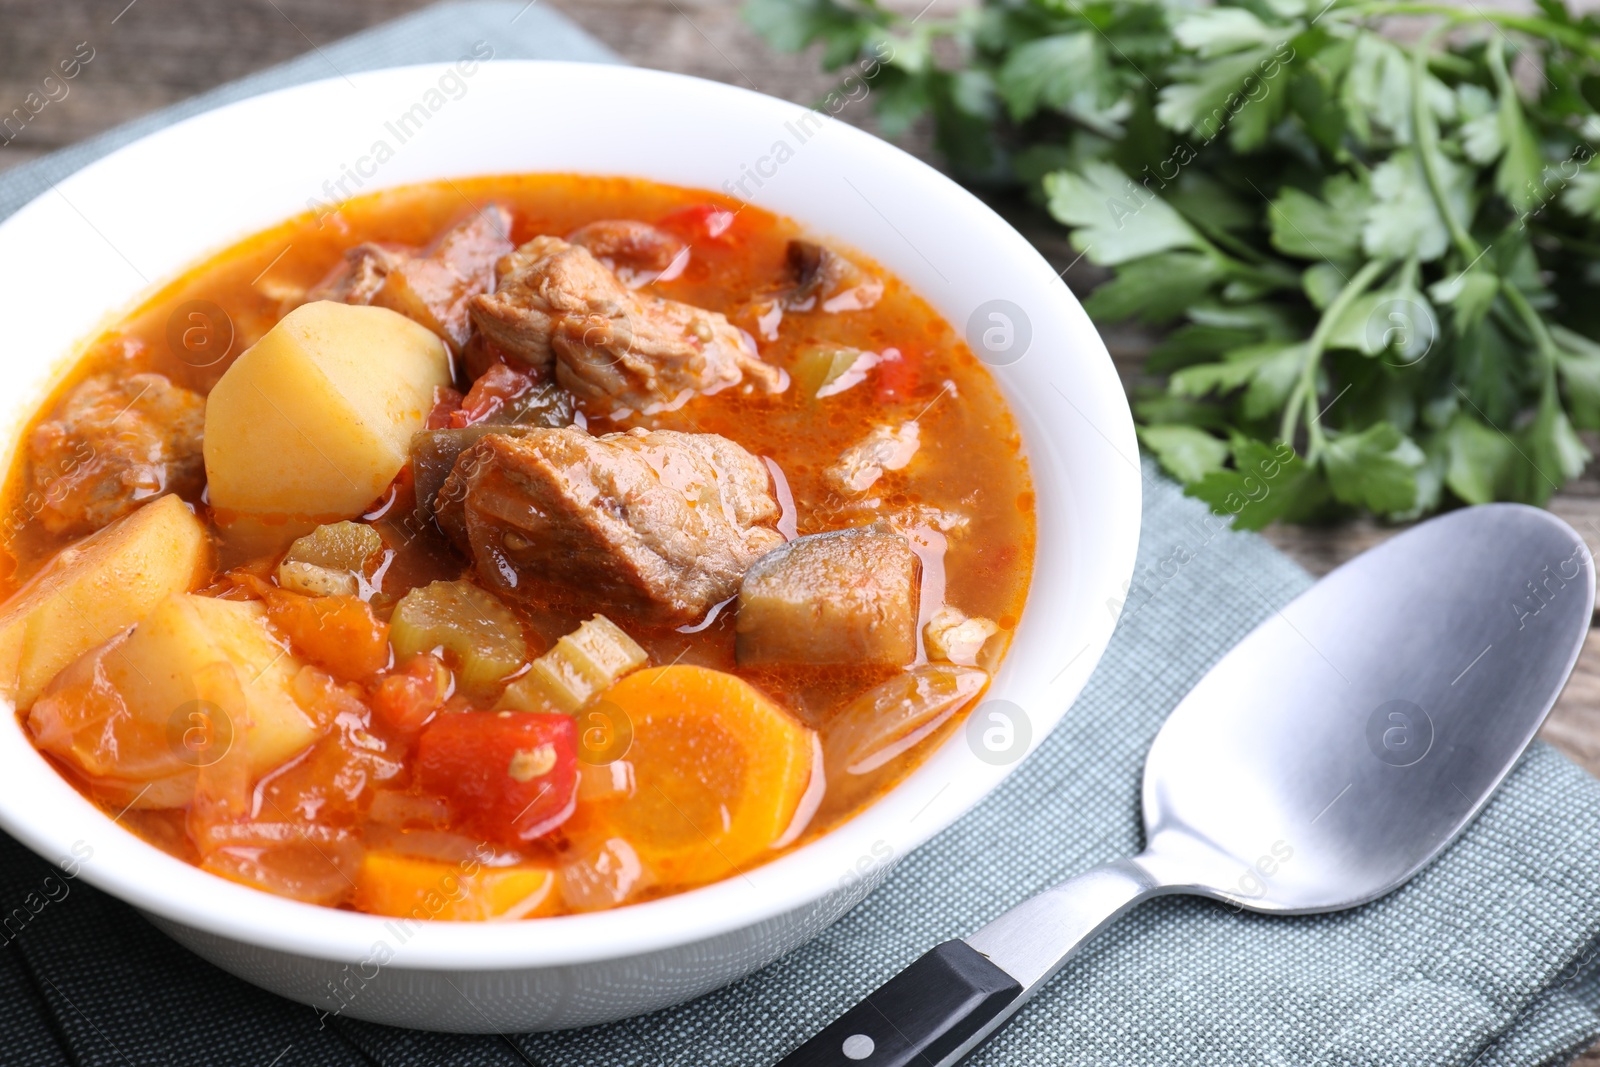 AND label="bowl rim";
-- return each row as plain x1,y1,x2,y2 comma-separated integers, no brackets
0,59,1142,971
